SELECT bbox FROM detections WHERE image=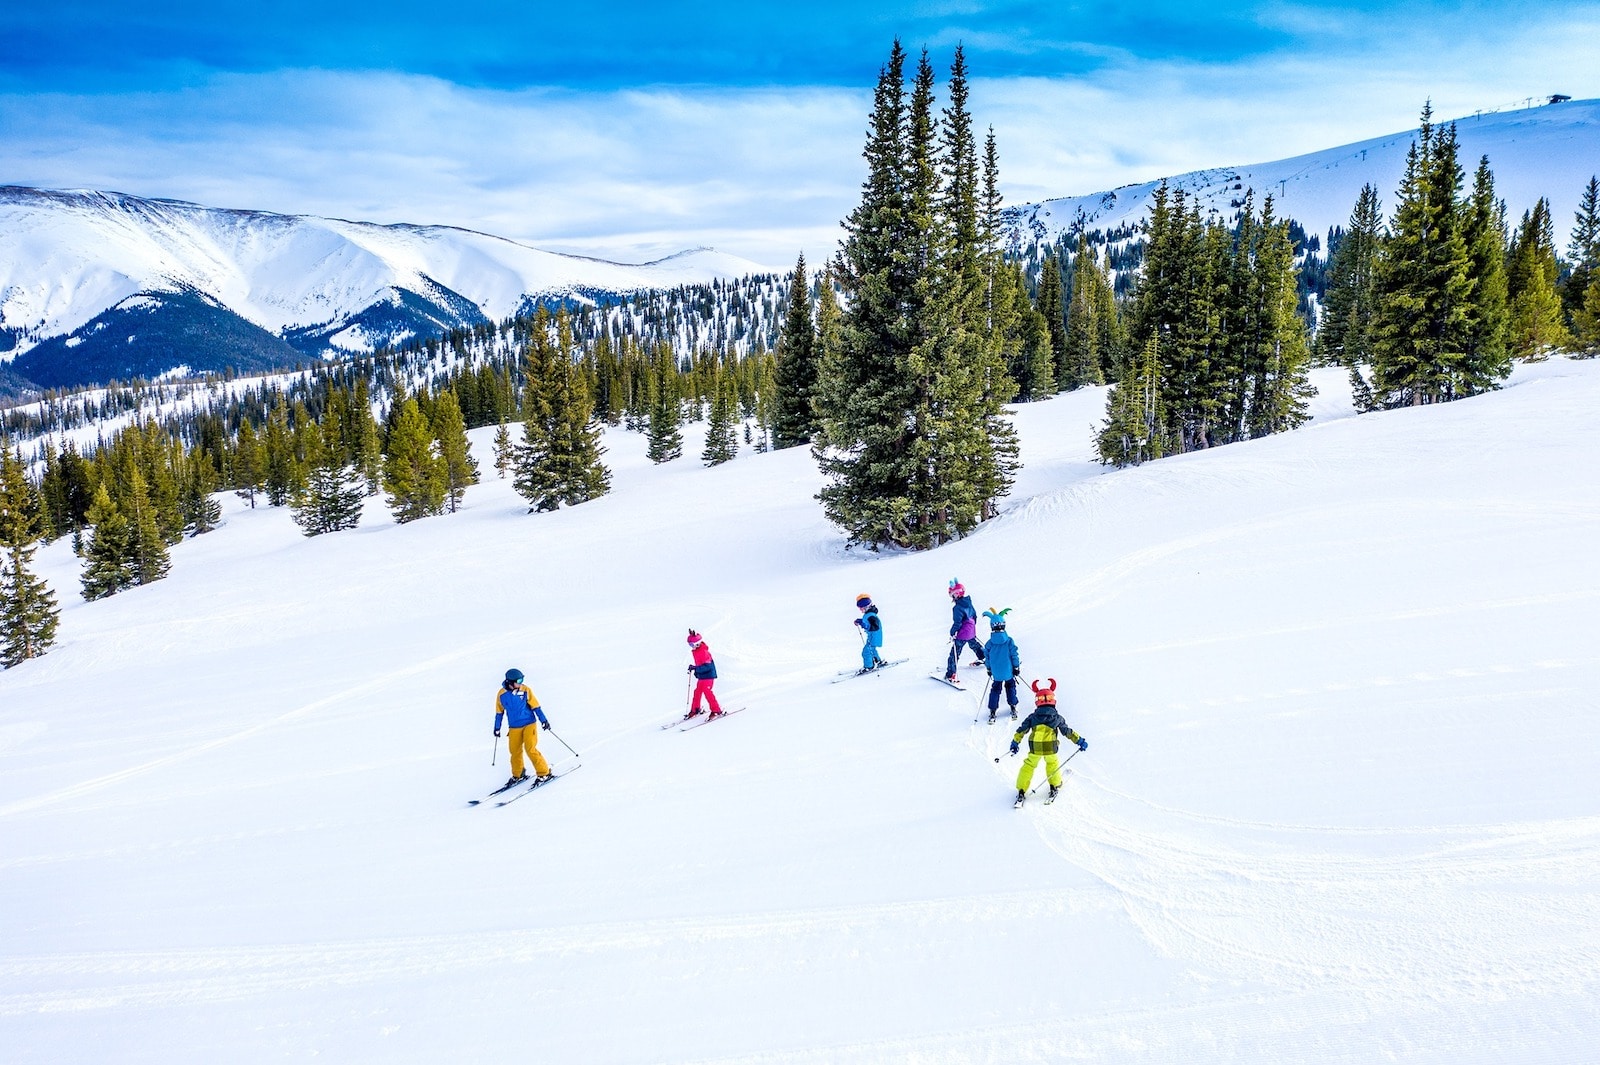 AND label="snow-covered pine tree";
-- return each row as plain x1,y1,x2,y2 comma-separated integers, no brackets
0,447,60,667
382,397,446,523
1507,198,1572,359
543,315,611,507
771,253,819,449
